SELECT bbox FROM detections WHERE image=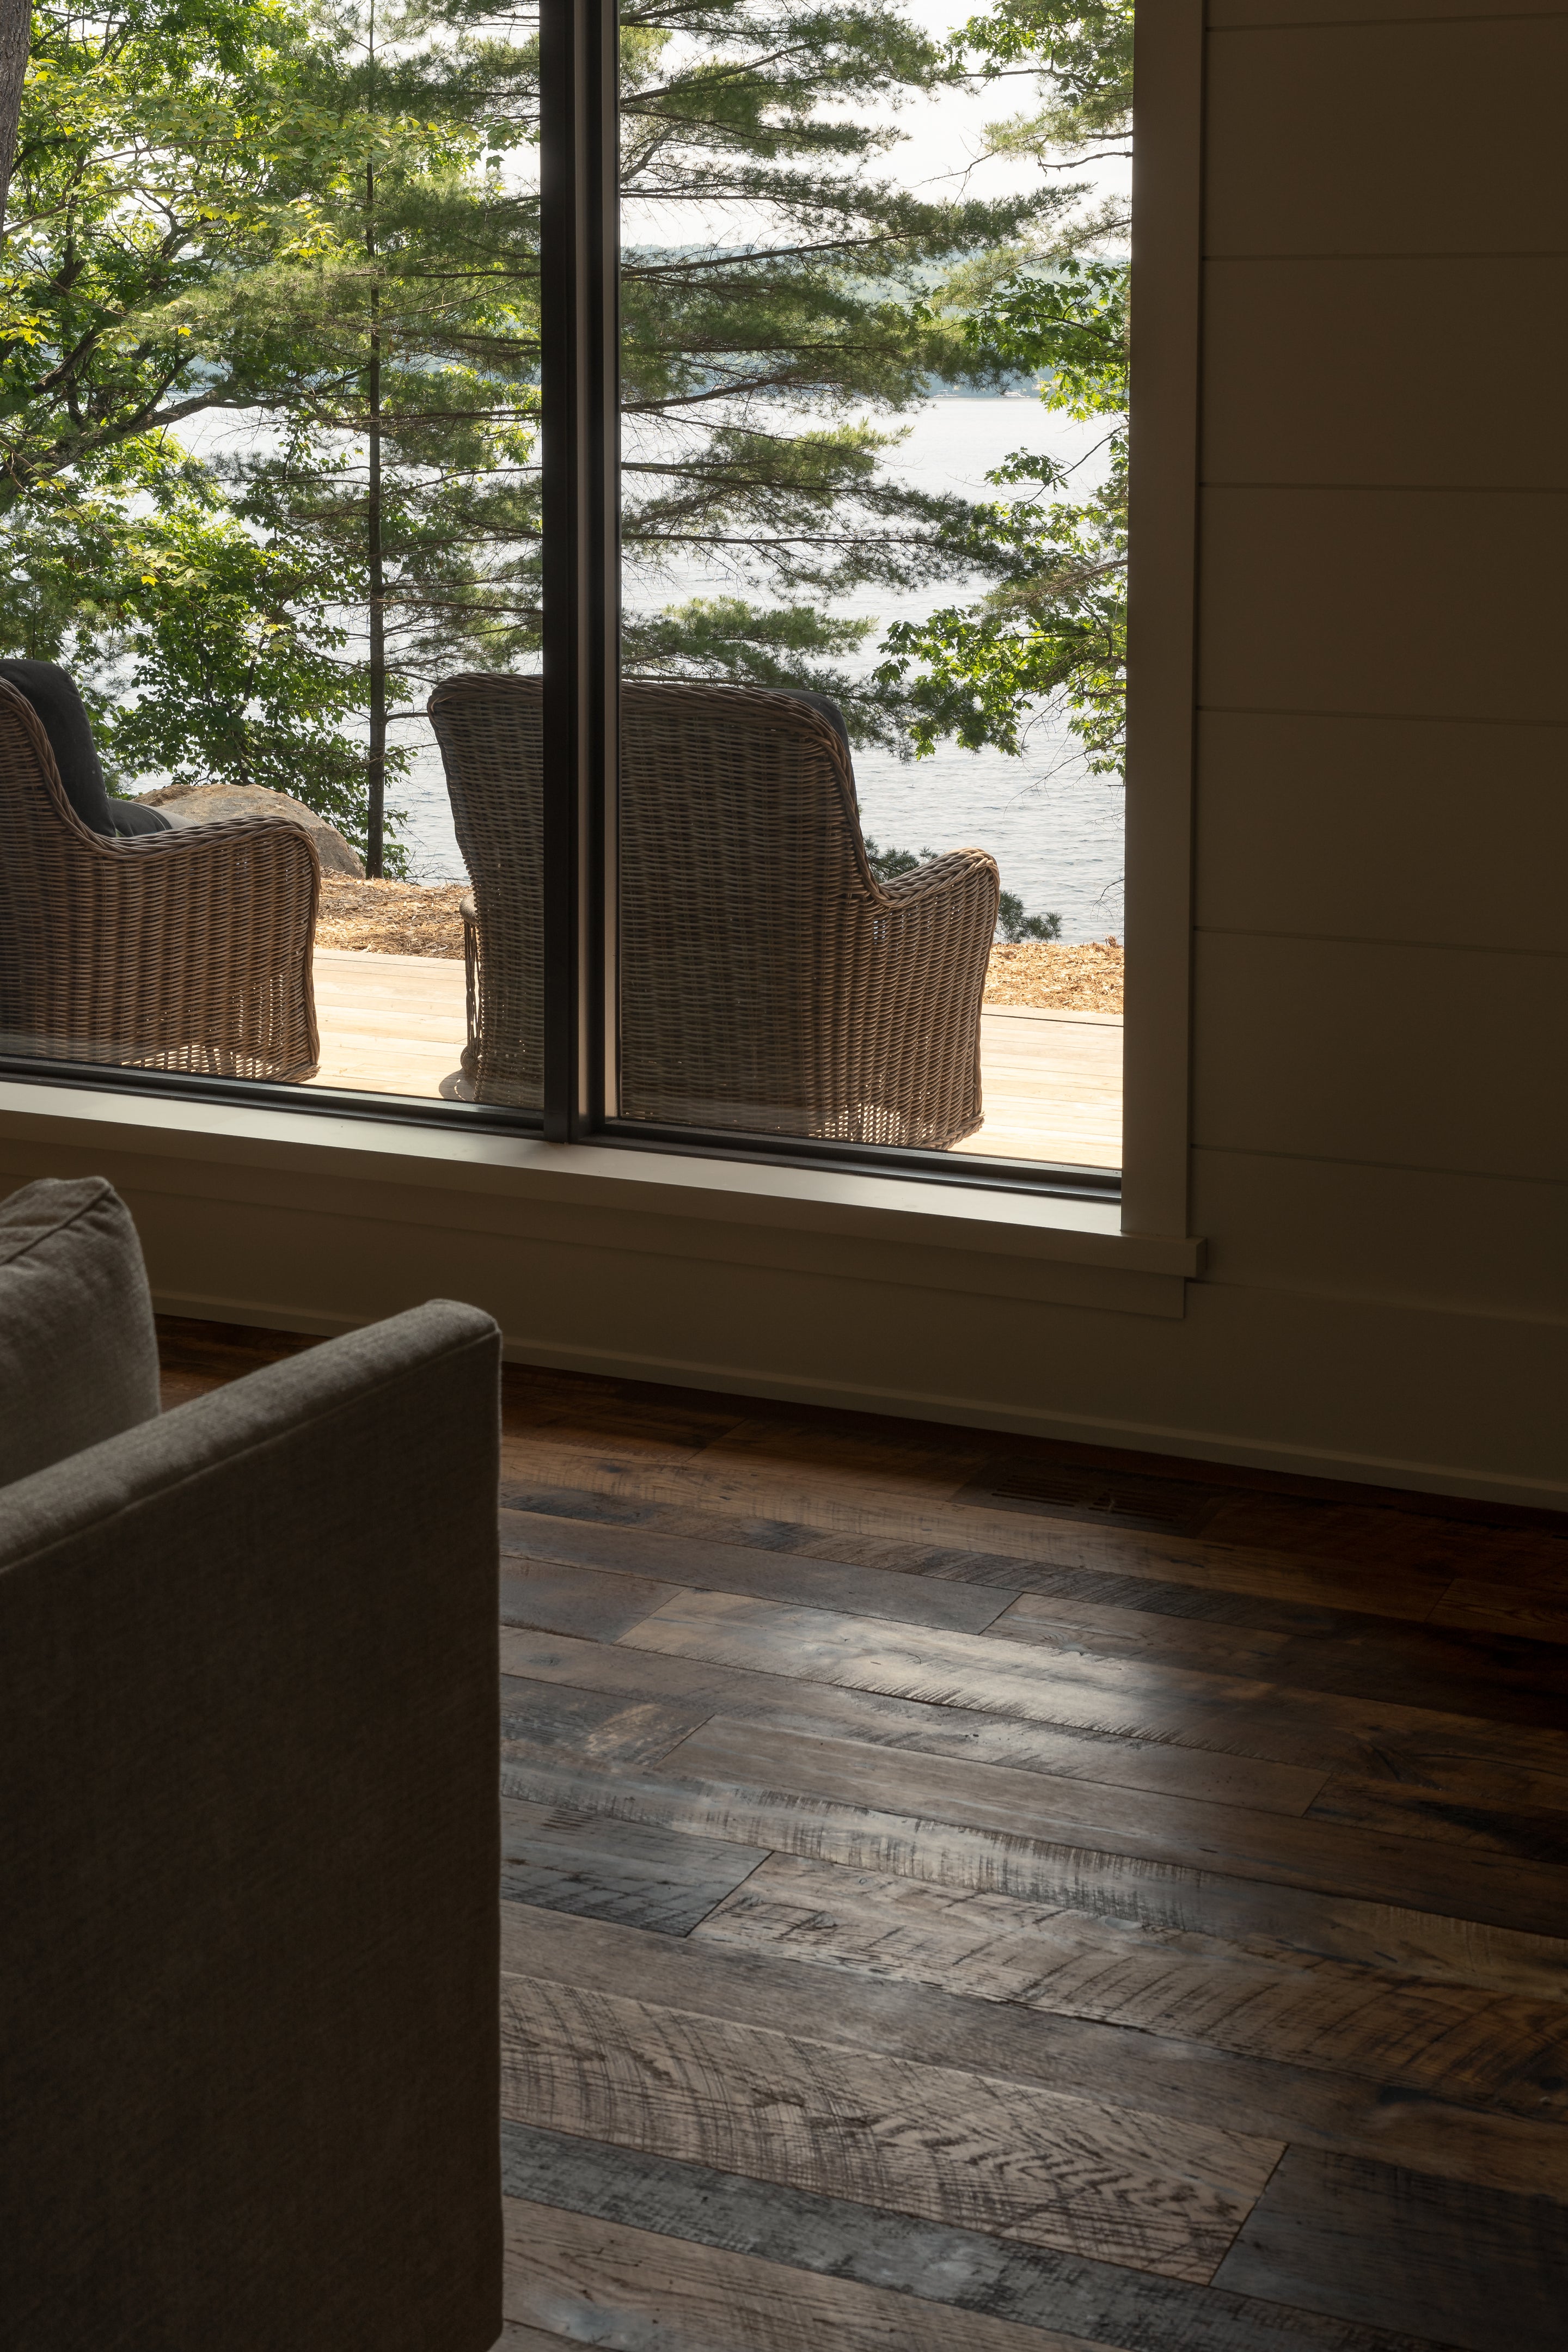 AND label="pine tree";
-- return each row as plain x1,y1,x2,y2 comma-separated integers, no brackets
279,0,1069,745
